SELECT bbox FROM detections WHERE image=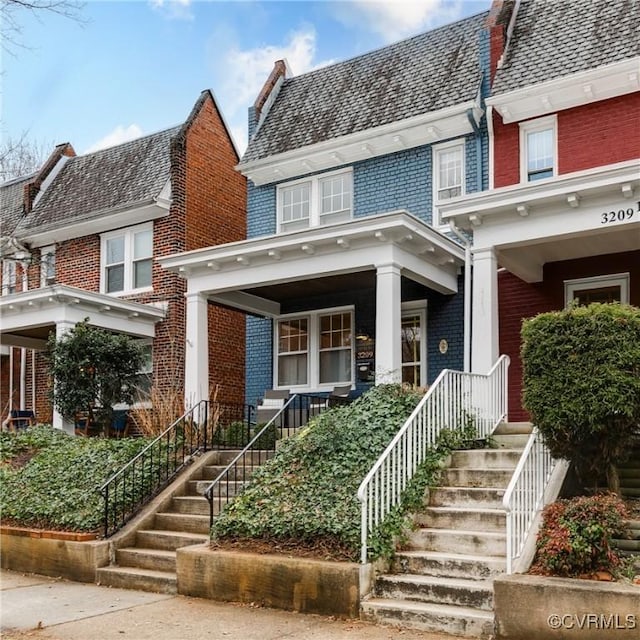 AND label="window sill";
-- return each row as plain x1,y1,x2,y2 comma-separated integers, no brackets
103,286,154,297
